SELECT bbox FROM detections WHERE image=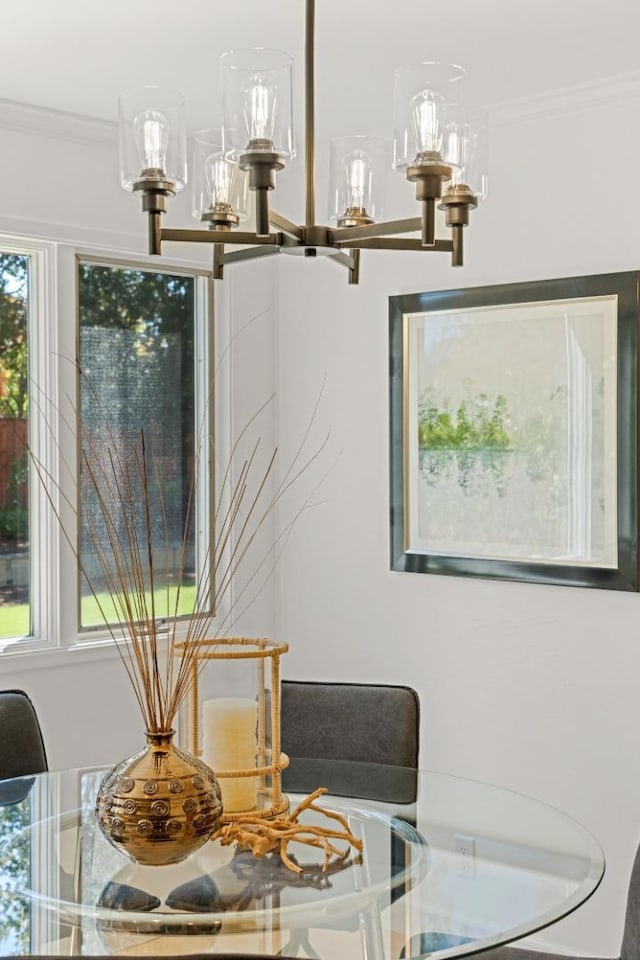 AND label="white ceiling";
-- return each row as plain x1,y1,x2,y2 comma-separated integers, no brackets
0,0,639,135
